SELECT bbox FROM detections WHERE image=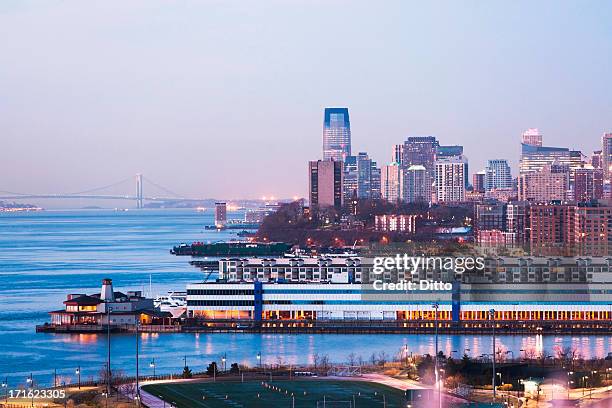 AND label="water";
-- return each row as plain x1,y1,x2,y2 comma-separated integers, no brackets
0,210,610,388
